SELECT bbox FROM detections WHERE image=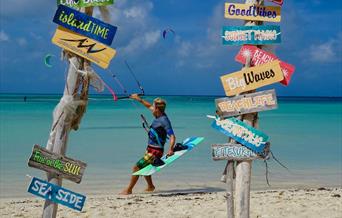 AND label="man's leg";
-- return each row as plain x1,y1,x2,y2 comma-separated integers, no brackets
120,165,140,195
144,176,155,192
